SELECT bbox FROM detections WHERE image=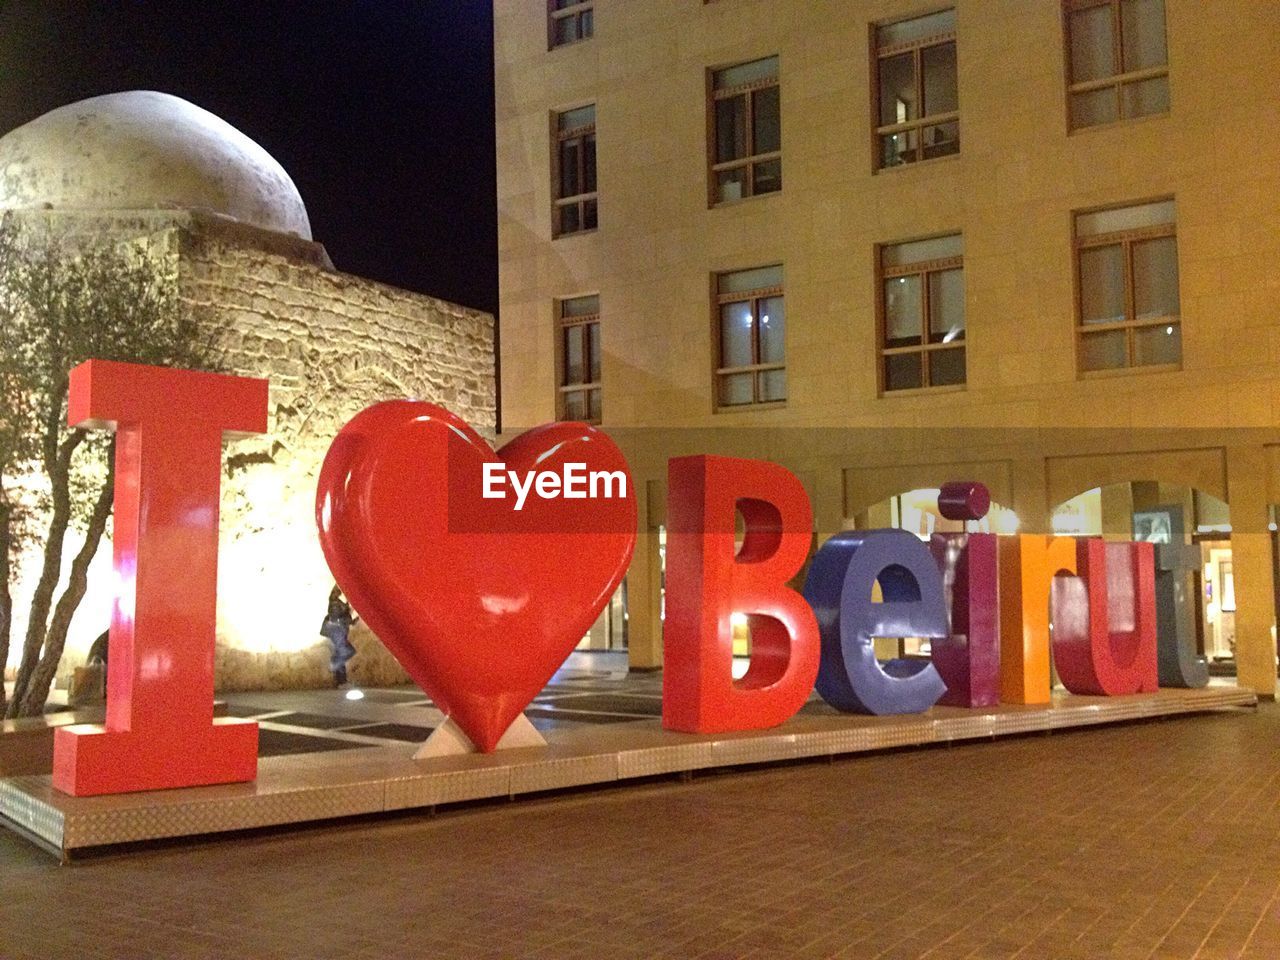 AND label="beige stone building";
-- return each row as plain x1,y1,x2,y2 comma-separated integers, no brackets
1,91,494,693
495,1,1280,694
